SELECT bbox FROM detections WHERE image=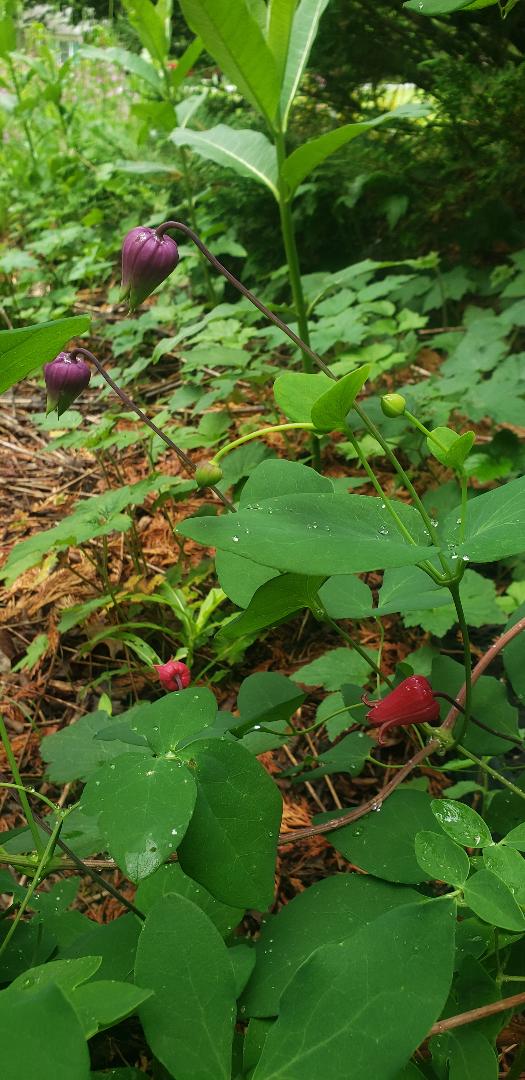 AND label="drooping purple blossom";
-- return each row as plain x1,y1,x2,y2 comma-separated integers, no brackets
363,675,441,744
119,226,179,311
44,352,91,417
